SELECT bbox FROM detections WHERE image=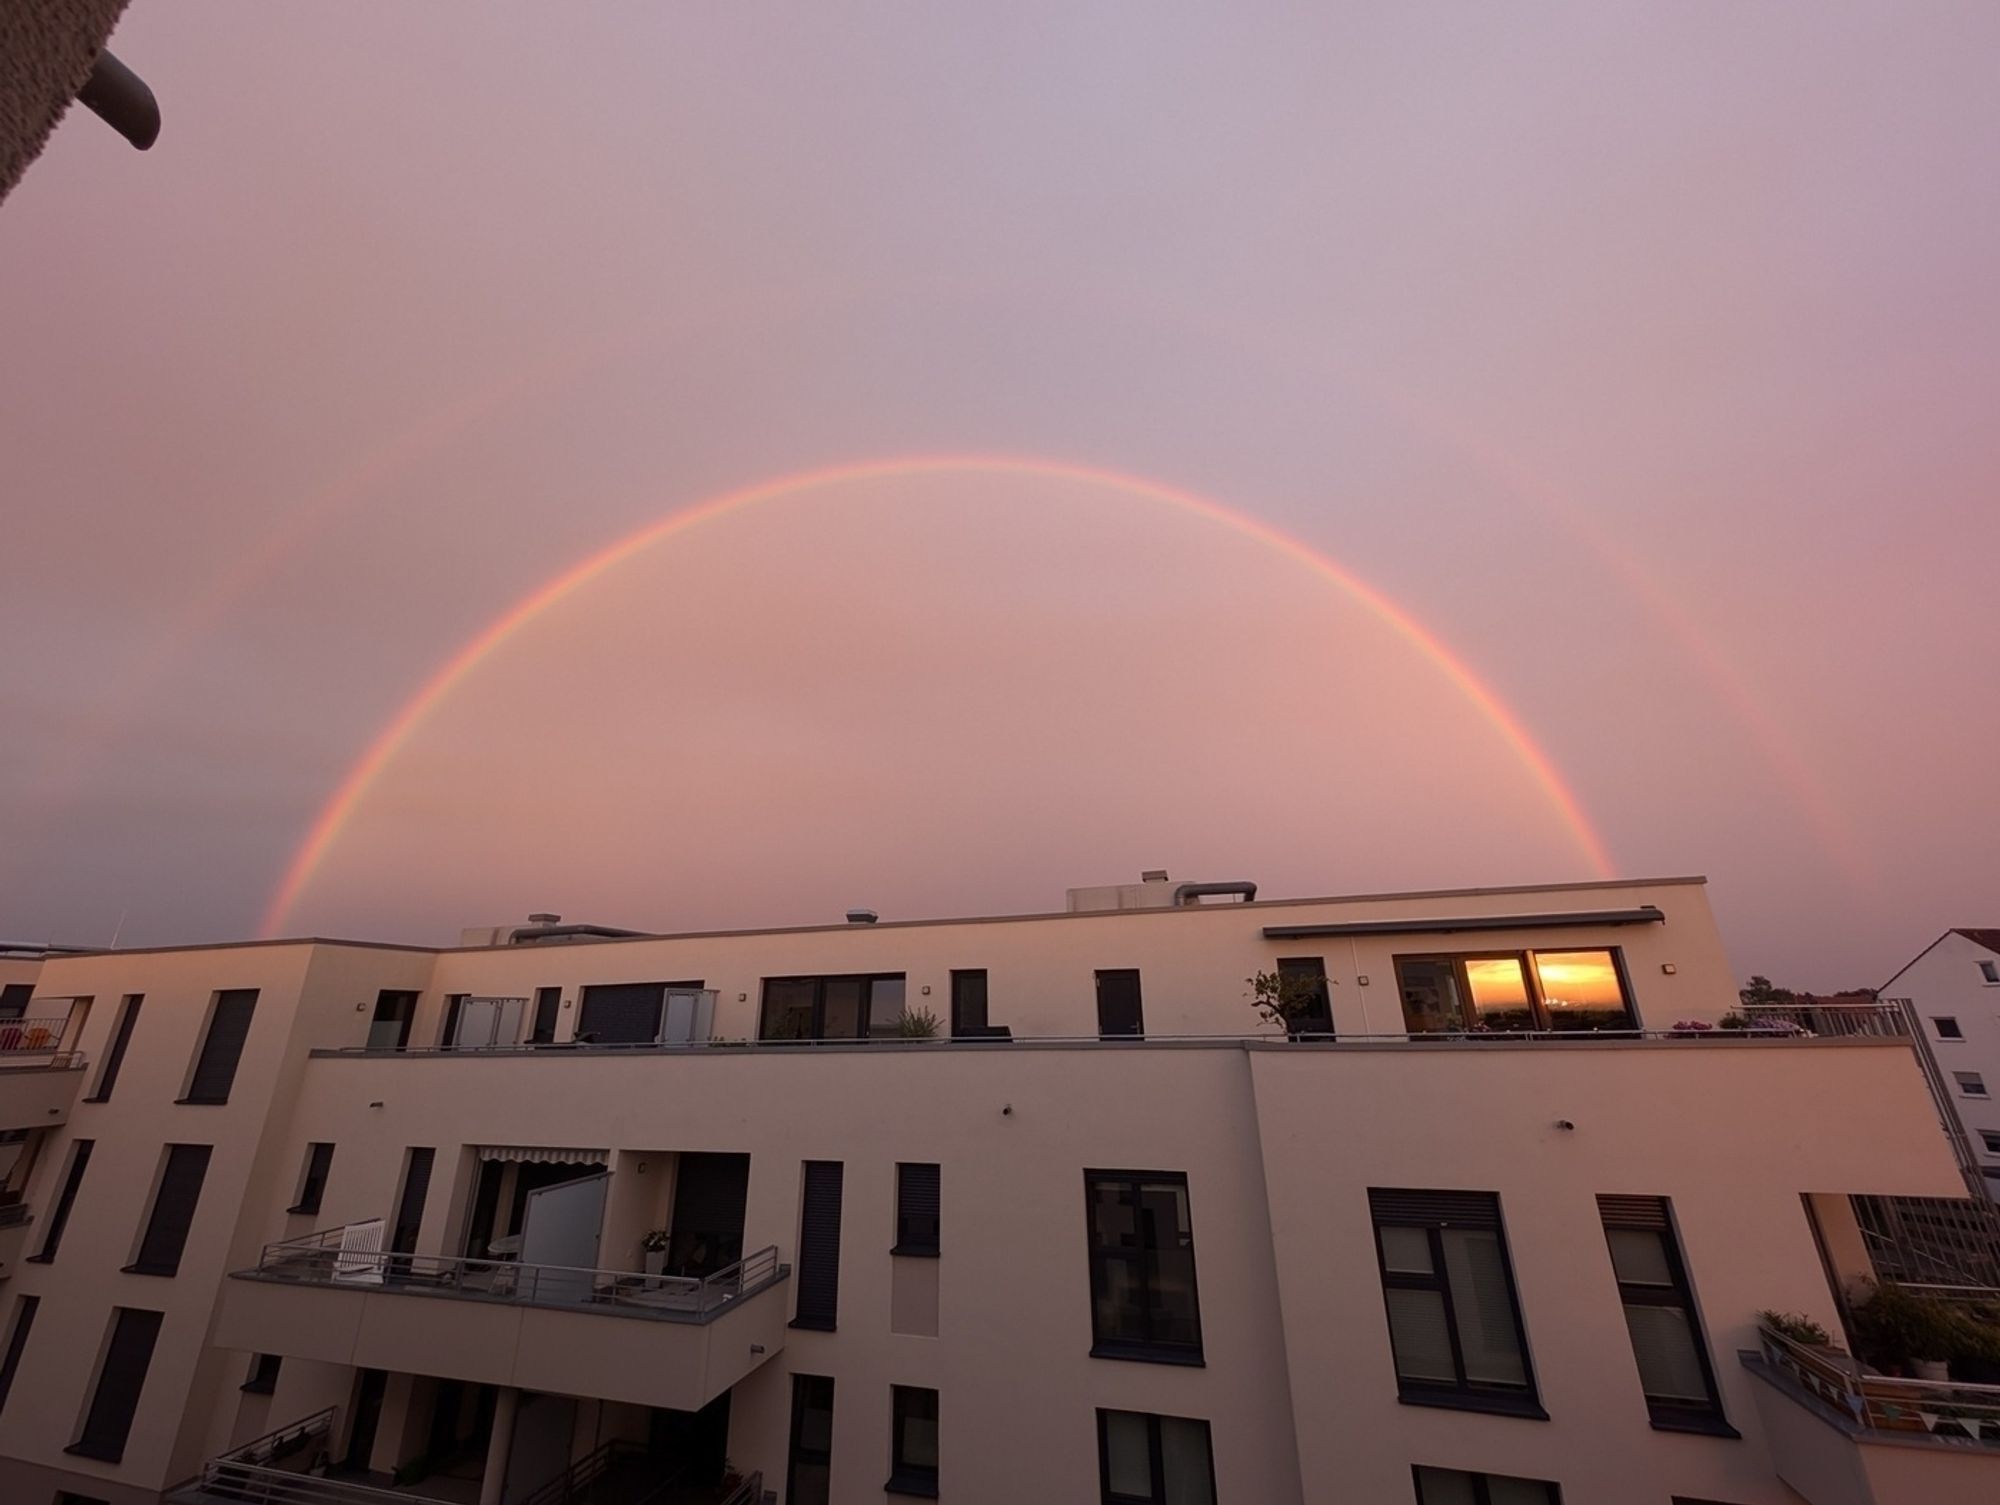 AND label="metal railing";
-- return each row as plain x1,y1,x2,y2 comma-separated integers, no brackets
518,1438,649,1505
0,1202,30,1229
1755,1321,2000,1445
248,1229,783,1321
168,1406,464,1505
1739,1001,1912,1038
314,1019,1917,1056
712,1472,763,1505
